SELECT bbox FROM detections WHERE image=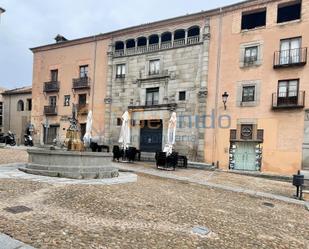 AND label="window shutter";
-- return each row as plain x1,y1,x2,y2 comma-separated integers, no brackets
257,129,264,142
230,129,237,140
